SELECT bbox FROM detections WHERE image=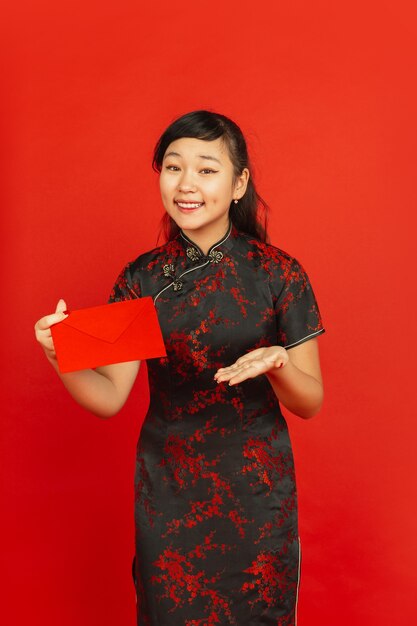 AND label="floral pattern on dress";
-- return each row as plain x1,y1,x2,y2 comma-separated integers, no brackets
109,226,324,625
